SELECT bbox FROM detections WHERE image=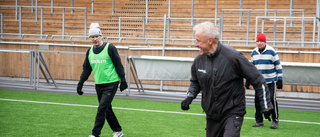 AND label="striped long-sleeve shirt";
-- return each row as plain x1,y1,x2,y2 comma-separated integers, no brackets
251,44,283,83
